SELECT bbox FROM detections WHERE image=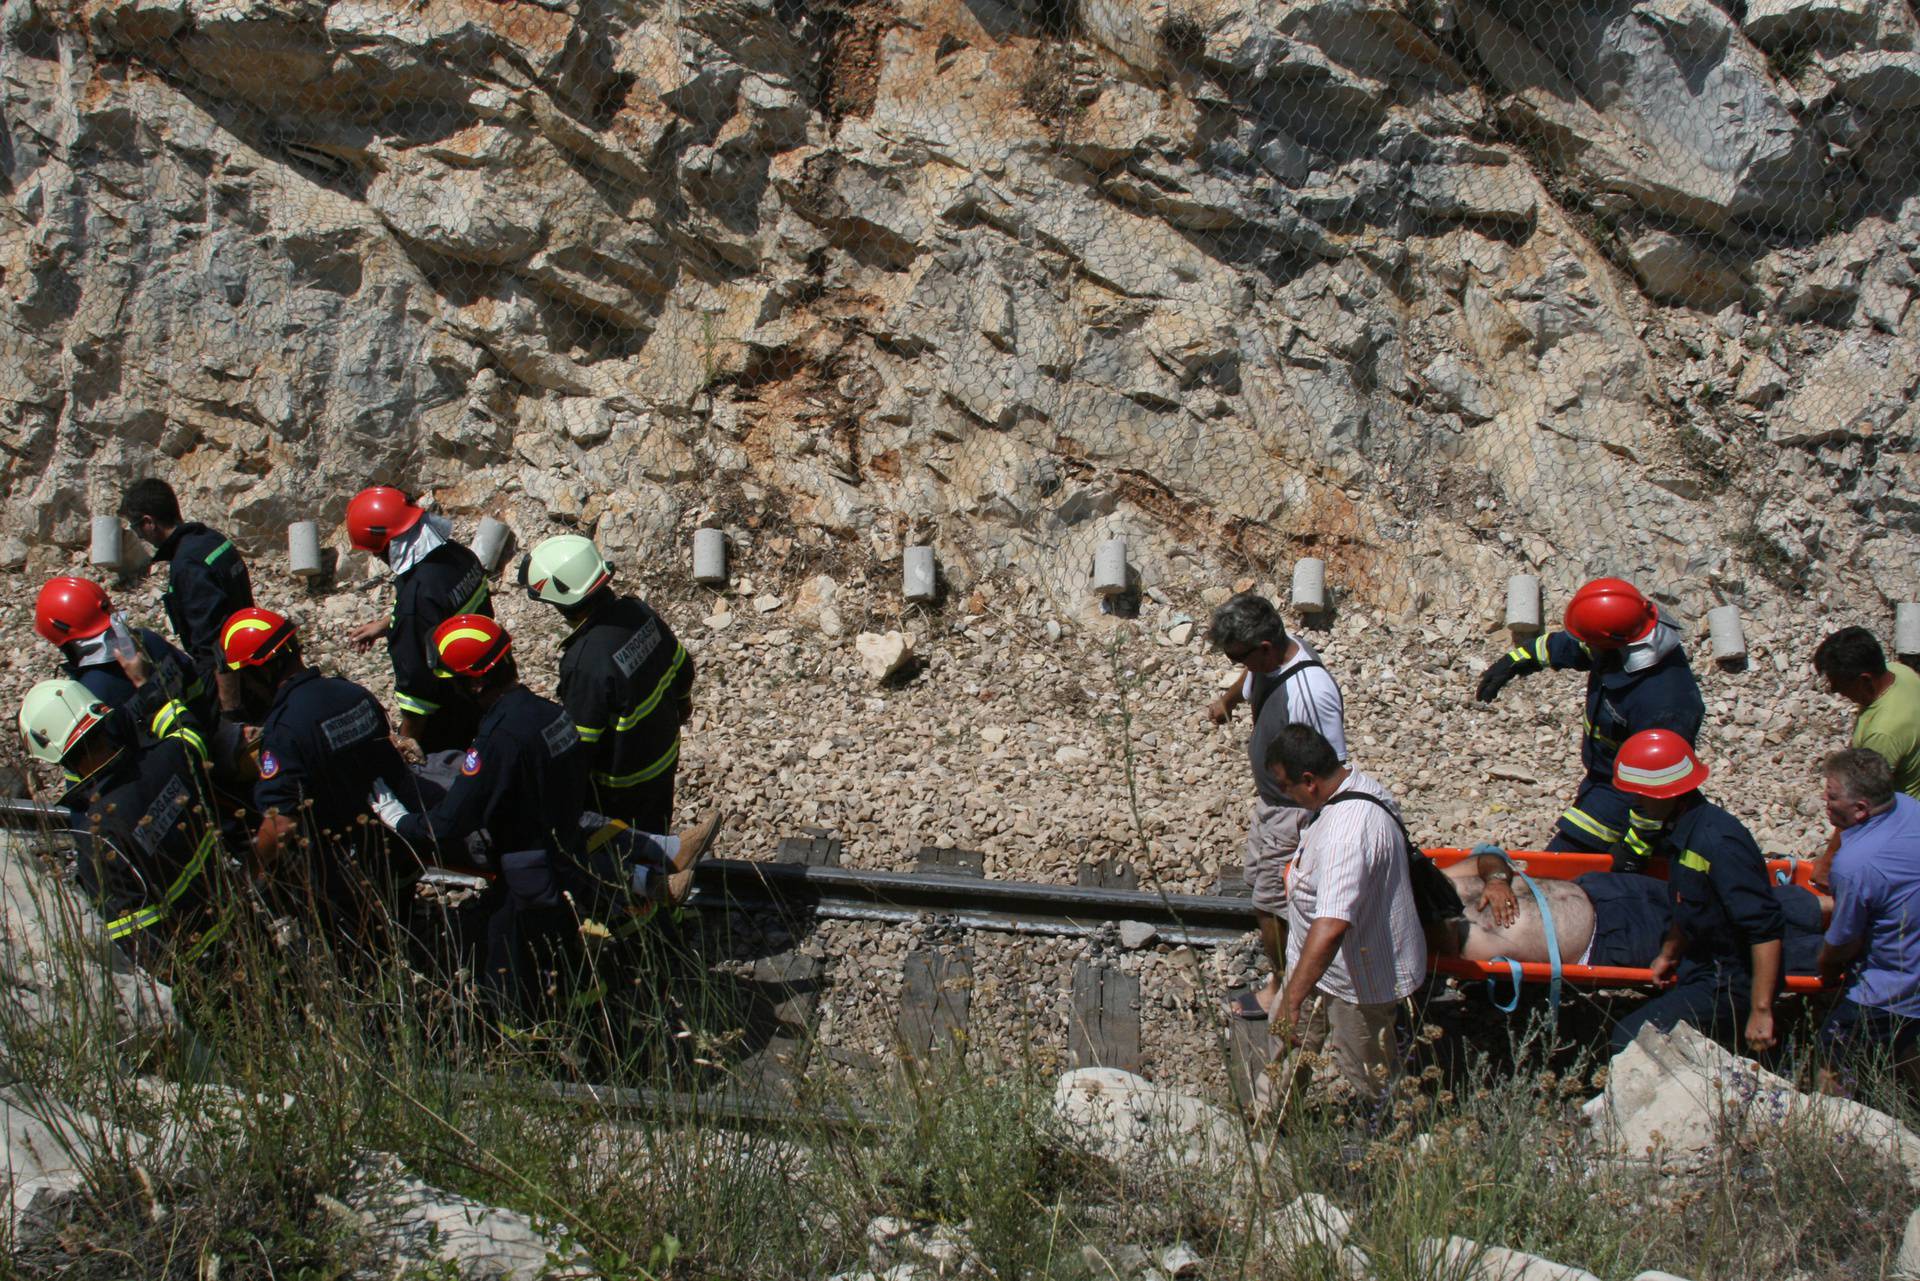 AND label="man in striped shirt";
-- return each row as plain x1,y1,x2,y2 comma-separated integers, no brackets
1207,594,1349,1018
1262,724,1426,1109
